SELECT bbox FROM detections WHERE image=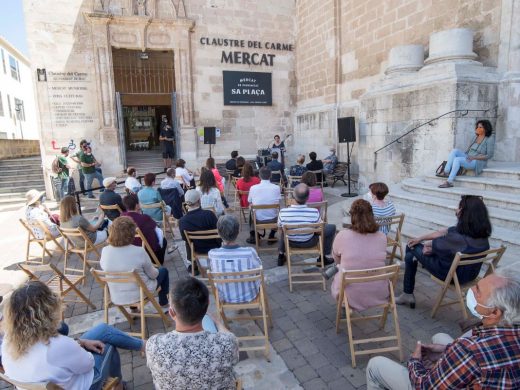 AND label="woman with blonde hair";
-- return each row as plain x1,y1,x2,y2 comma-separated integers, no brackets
100,216,169,308
330,199,387,311
1,280,144,389
60,195,108,245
